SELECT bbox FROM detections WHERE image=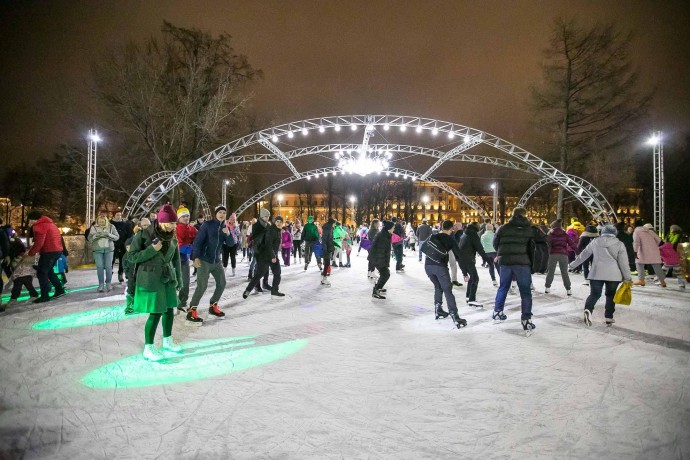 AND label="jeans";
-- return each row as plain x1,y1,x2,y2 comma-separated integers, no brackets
460,261,479,301
495,264,533,320
190,260,226,307
635,263,665,281
37,251,63,299
485,252,497,281
545,254,571,289
585,280,620,319
393,243,404,270
425,264,457,314
93,251,114,286
449,251,458,282
418,240,427,261
178,259,191,306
